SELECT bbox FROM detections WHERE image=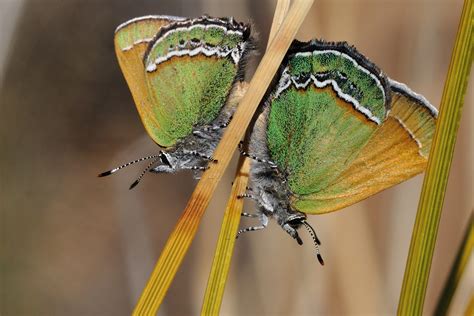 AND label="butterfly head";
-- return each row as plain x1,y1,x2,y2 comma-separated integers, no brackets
281,211,324,265
281,212,307,245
